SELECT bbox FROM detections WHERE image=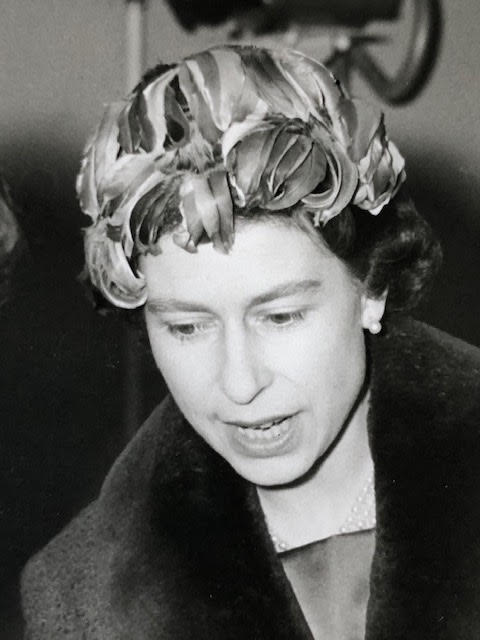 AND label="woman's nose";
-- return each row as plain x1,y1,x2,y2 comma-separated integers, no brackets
219,328,272,405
